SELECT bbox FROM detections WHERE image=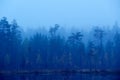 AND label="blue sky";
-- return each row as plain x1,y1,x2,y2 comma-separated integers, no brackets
0,0,120,29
